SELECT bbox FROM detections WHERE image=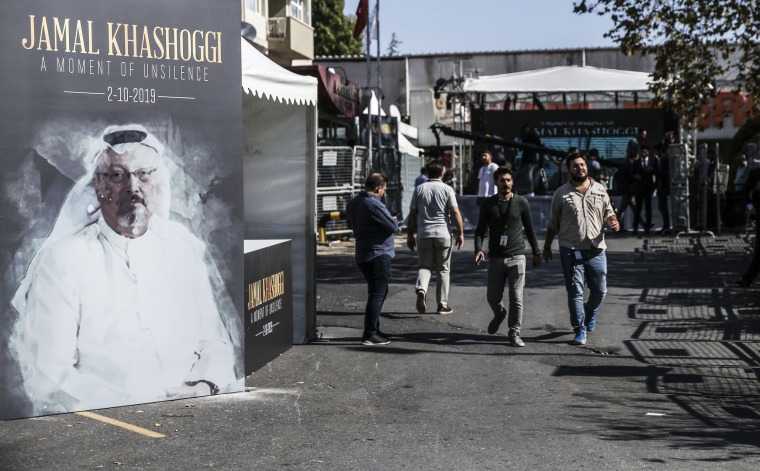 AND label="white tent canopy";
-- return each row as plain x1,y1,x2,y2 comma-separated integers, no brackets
464,65,652,94
241,37,318,344
241,37,317,105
